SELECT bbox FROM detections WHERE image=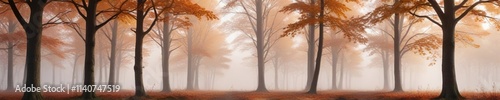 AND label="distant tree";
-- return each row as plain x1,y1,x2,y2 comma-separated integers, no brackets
280,0,366,94
224,0,291,92
66,0,131,99
147,0,217,92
